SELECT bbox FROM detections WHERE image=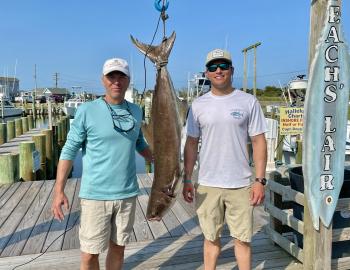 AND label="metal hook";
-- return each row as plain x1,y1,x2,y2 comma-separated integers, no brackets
154,0,169,12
